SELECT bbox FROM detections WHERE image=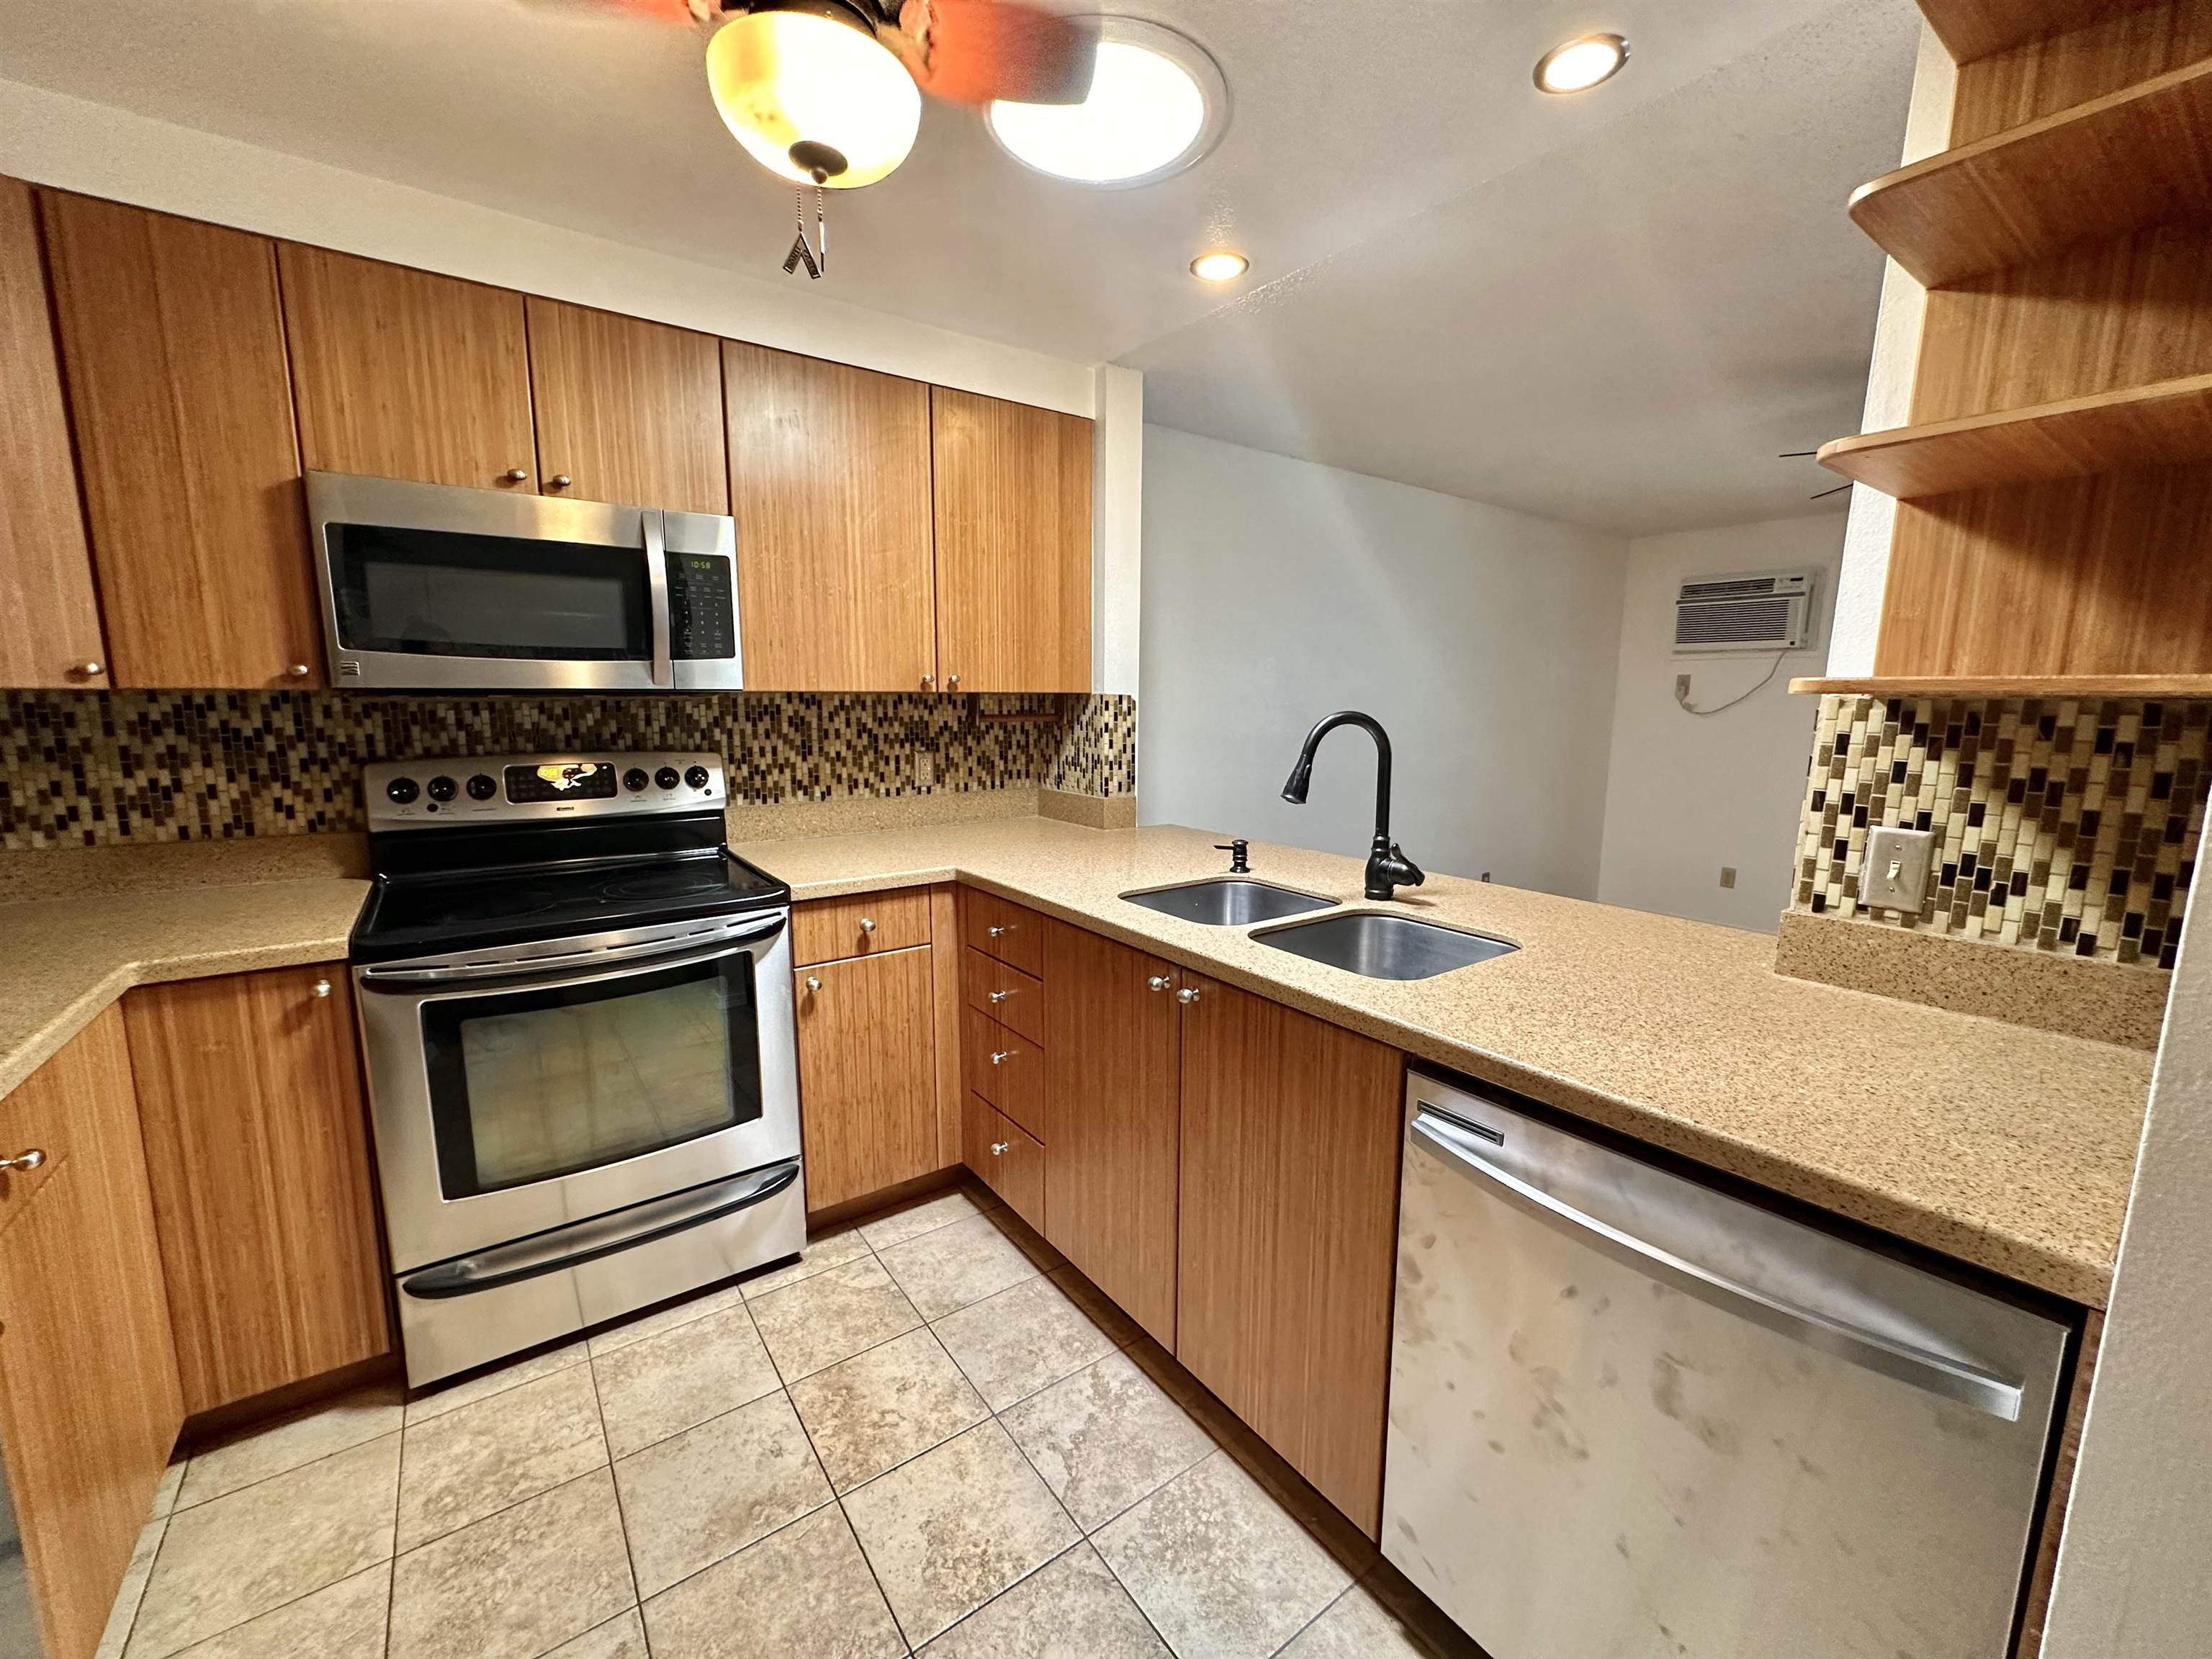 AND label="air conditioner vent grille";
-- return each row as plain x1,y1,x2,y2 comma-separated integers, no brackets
1672,567,1818,655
